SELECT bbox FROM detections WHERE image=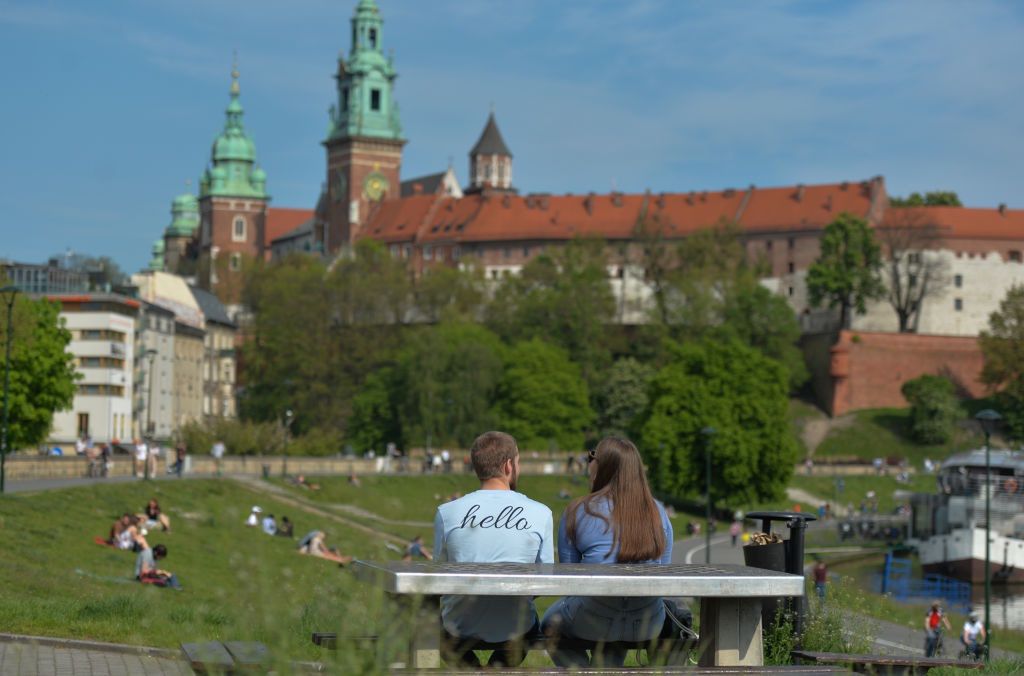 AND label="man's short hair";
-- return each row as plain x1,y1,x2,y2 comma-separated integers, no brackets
153,544,167,559
470,431,518,481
